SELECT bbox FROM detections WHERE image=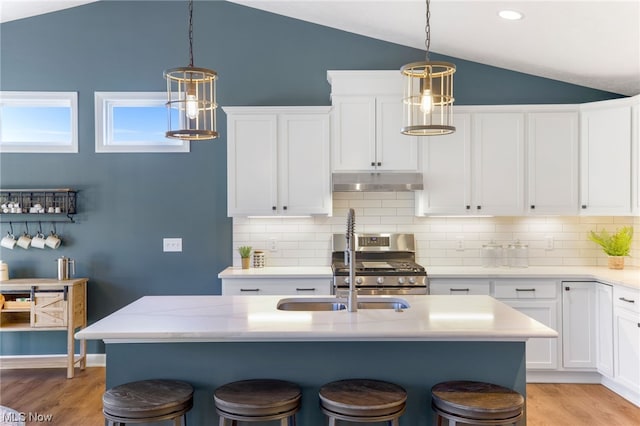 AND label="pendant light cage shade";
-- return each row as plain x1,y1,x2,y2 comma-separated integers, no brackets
165,66,218,140
401,61,456,136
